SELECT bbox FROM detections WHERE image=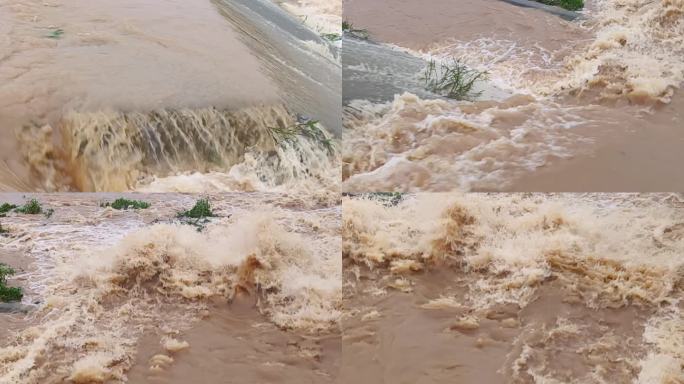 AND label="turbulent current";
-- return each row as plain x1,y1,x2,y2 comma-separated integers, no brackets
0,0,345,381
342,193,684,383
342,0,684,192
0,193,341,383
